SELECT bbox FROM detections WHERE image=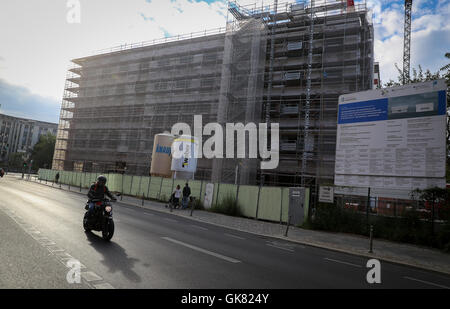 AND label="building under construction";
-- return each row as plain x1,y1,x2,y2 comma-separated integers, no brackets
53,0,374,188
